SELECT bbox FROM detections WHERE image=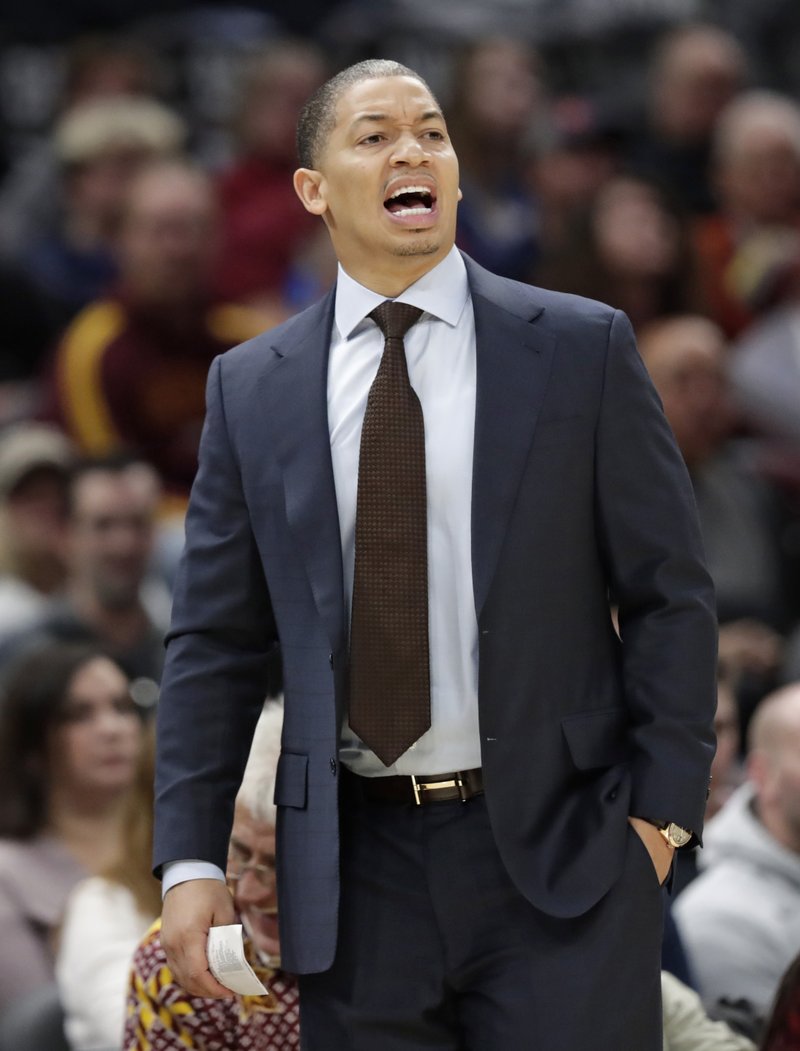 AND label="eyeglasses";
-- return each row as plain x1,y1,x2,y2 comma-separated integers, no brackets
227,847,276,890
